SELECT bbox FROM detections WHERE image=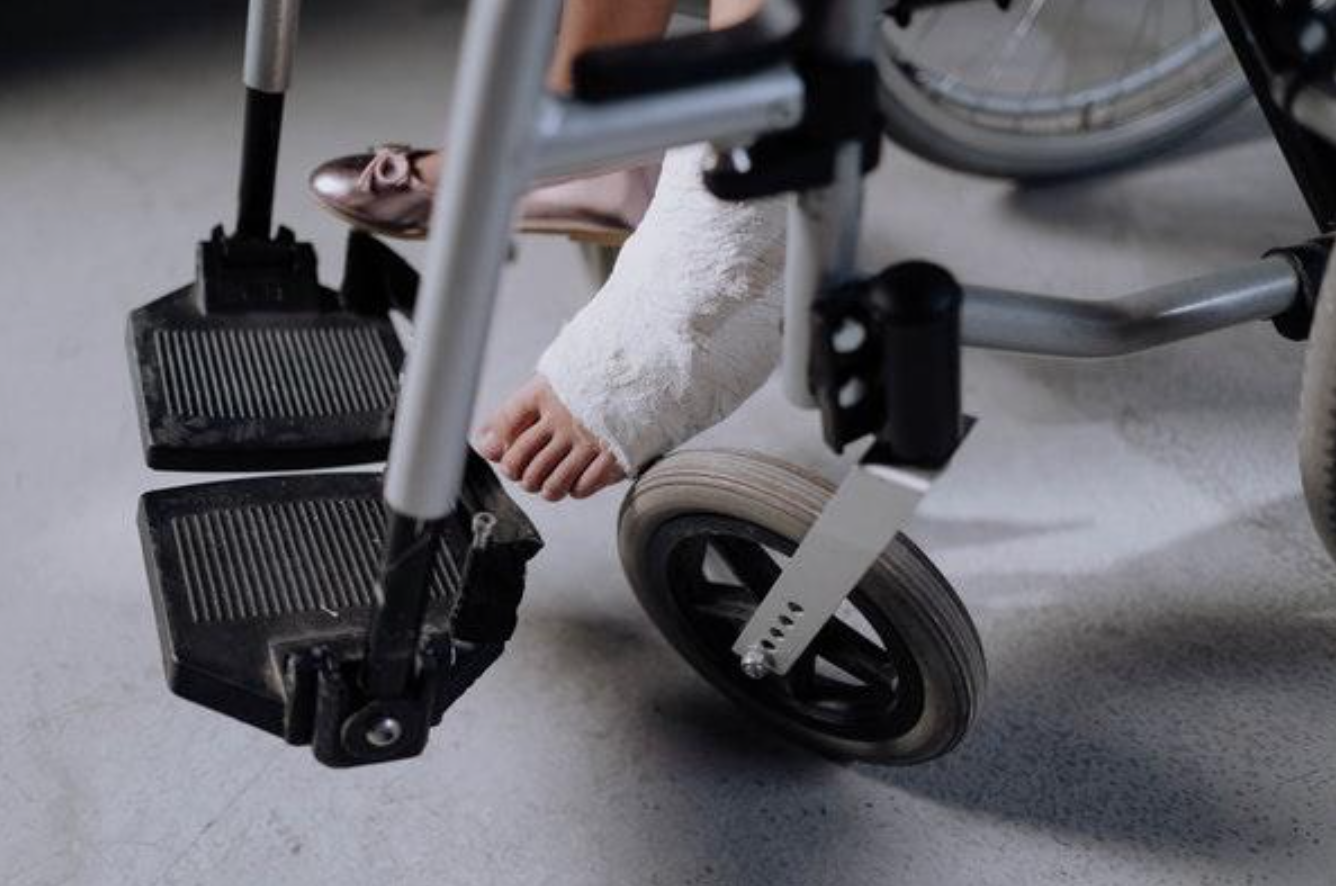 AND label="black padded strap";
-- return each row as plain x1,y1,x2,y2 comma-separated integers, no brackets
570,13,796,103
